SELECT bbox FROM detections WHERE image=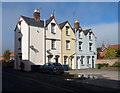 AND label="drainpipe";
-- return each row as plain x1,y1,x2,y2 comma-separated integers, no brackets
75,28,78,70
28,25,30,61
44,19,46,64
